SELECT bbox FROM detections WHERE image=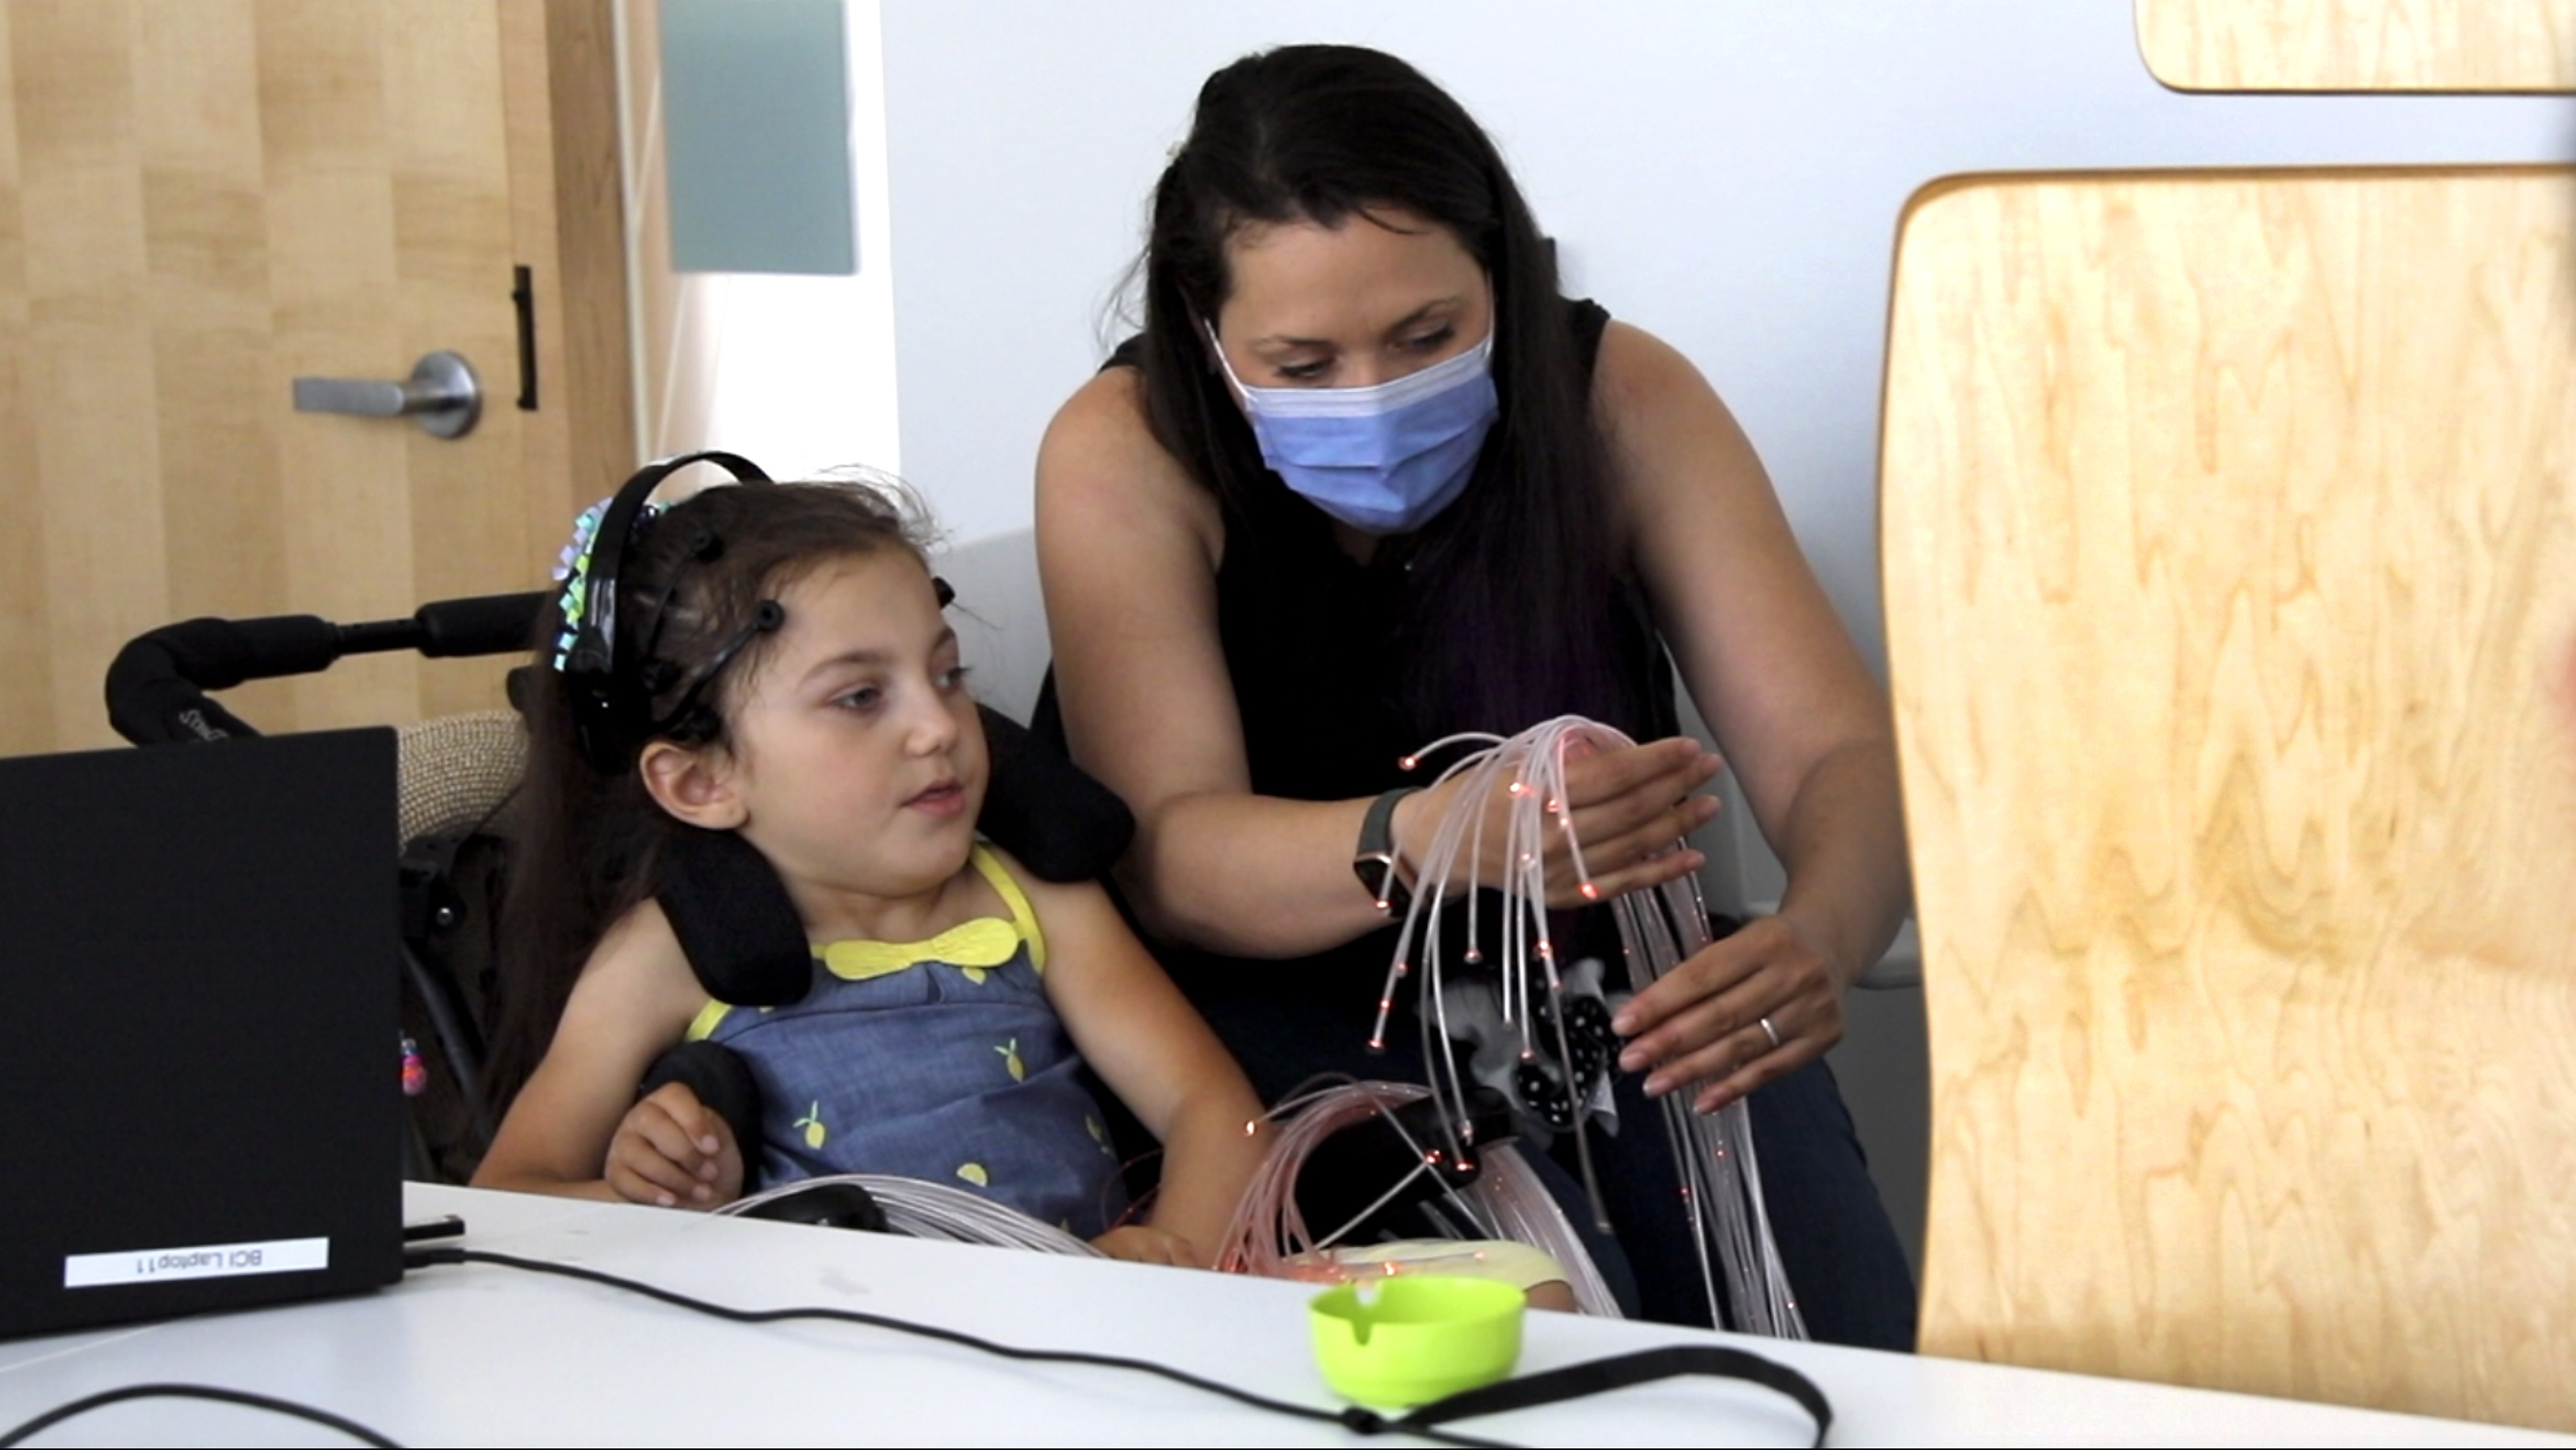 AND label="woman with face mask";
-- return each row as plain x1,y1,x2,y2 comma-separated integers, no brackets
1035,44,1915,1345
